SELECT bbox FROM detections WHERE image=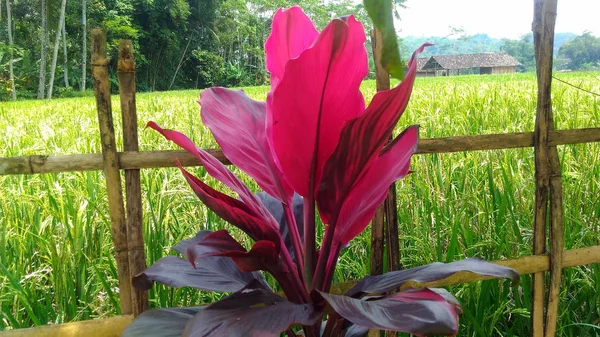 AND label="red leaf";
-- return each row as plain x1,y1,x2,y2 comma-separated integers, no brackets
267,16,368,198
333,126,418,245
265,6,319,88
178,165,281,246
147,121,276,225
317,44,428,224
199,88,293,203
